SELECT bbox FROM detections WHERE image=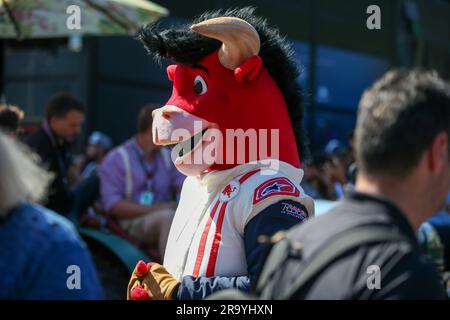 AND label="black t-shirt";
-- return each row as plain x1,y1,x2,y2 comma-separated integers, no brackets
26,126,74,215
268,192,446,300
